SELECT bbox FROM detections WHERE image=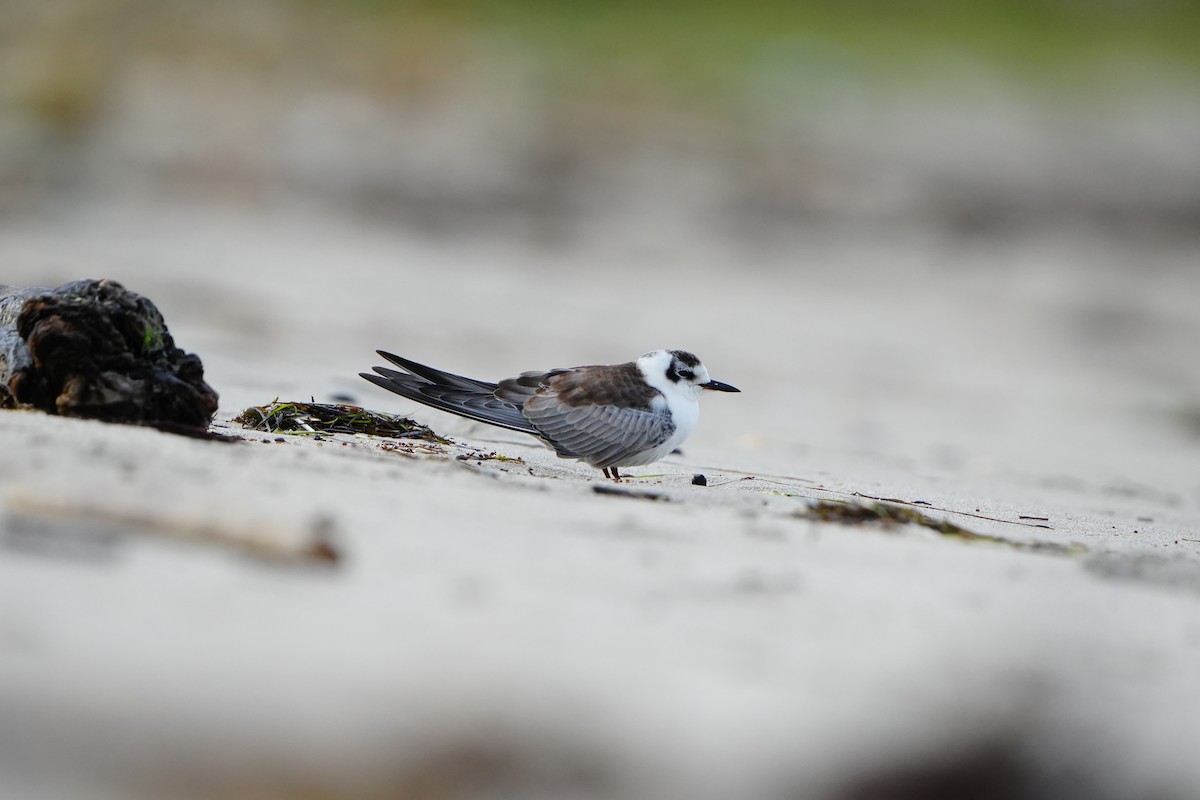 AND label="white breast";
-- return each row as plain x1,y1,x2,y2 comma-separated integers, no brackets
628,354,702,466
